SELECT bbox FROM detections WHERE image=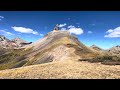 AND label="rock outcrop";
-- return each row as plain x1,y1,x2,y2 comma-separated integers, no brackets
0,35,32,49
12,37,32,47
0,35,17,48
107,45,120,56
53,24,59,32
